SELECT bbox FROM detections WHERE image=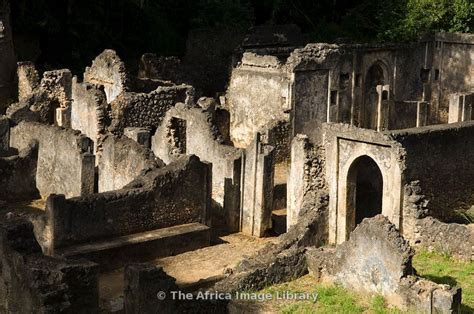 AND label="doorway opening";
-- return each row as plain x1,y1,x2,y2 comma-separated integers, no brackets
346,155,383,235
